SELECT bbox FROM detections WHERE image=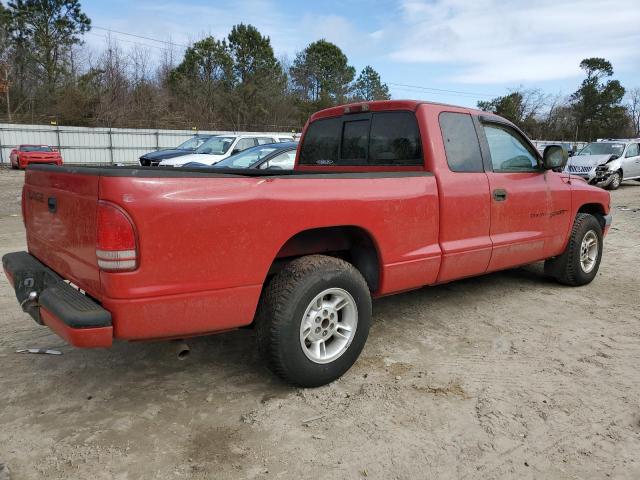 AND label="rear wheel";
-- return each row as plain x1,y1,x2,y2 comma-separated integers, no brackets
545,213,603,286
256,255,372,387
606,171,622,190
